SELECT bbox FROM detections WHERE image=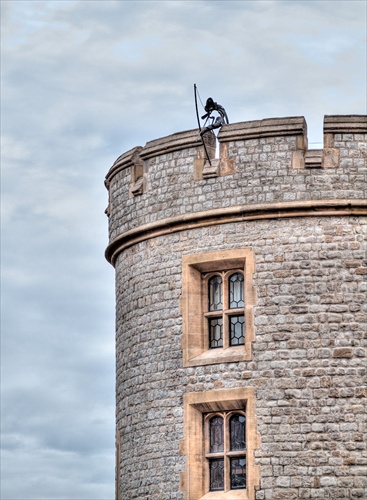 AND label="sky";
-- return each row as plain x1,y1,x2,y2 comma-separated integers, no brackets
1,1,366,499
